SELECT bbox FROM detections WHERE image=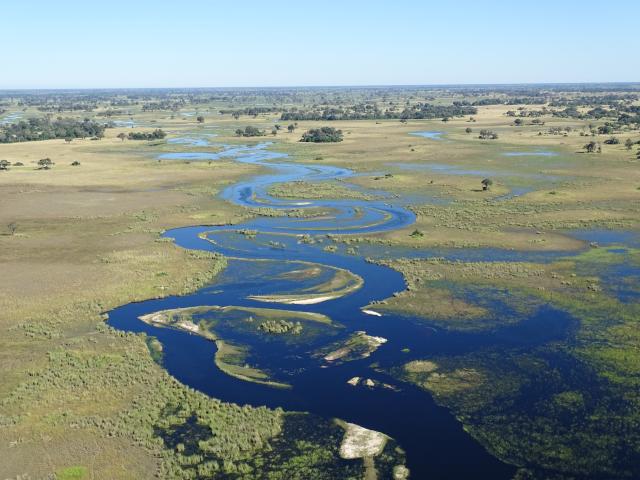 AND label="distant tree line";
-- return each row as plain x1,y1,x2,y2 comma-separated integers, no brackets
142,100,186,112
280,103,476,121
0,117,107,143
454,97,547,106
220,107,281,118
36,102,96,112
96,109,126,117
549,94,638,108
